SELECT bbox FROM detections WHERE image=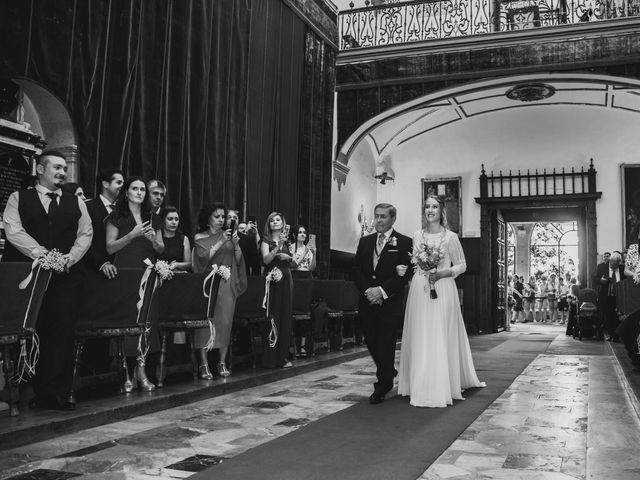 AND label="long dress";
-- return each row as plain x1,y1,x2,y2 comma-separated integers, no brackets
398,229,485,408
262,239,293,368
192,231,247,350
